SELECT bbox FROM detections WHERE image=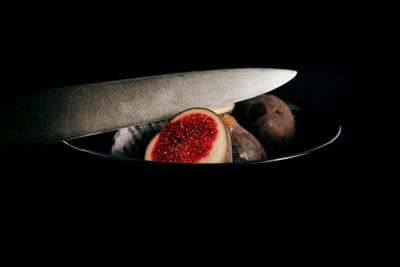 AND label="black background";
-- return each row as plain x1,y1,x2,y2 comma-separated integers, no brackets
1,16,381,258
